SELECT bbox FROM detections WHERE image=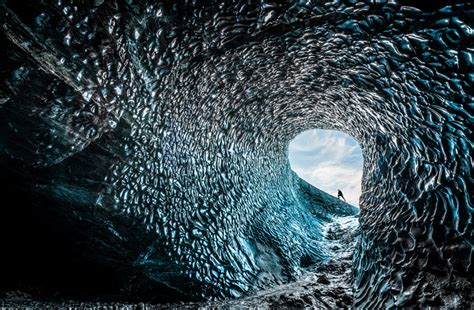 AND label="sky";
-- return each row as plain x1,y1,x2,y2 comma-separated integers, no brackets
288,129,363,207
